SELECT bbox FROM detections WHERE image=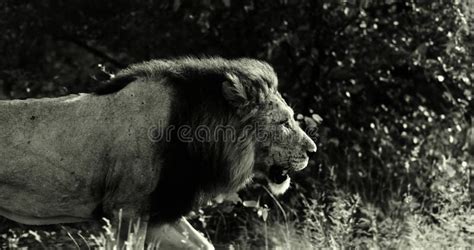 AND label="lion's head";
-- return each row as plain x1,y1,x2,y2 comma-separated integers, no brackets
219,63,317,195
252,93,317,195
112,58,317,222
